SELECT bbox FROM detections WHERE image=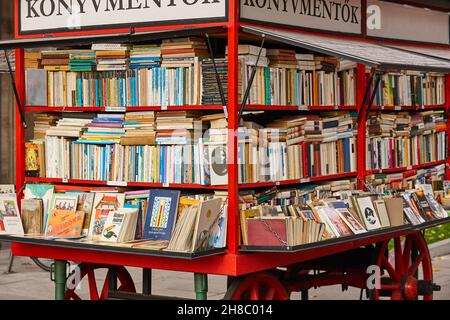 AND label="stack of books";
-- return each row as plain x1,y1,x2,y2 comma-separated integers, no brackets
69,51,96,72
366,111,447,170
160,37,209,68
129,44,161,69
41,50,70,71
304,113,357,177
78,114,125,143
121,111,156,146
93,43,130,71
33,114,60,139
45,117,92,179
267,49,297,68
25,50,43,69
